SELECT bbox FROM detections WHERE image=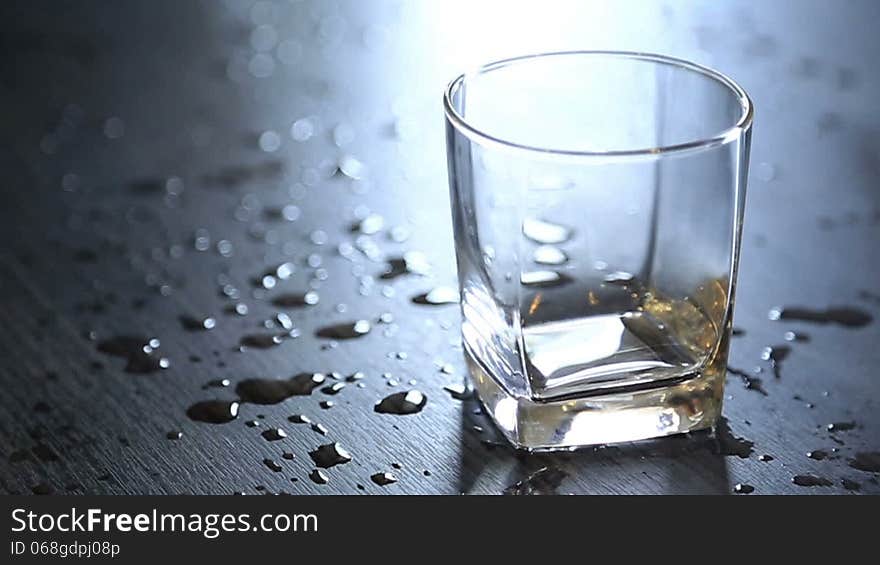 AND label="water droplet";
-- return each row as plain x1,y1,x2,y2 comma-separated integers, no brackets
282,452,295,460
726,367,767,396
272,291,320,307
343,373,364,384
848,452,880,473
258,130,281,153
522,218,572,244
603,271,635,285
370,472,398,486
792,474,833,487
186,401,240,424
236,373,326,404
96,336,170,374
239,334,285,349
382,251,431,279
374,390,427,415
309,469,329,484
280,205,301,222
216,240,234,257
760,345,791,379
179,315,216,331
521,271,571,288
768,306,872,327
443,383,473,400
166,431,183,440
321,382,346,395
310,422,328,436
758,454,774,462
841,478,861,491
827,421,857,432
262,428,288,442
264,458,283,472
783,330,810,342
333,123,355,147
412,287,459,305
532,245,568,265
290,118,315,142
339,155,366,180
356,213,384,235
503,467,567,495
309,443,352,468
288,414,312,425
203,378,231,389
315,320,371,339
714,417,754,459
733,483,755,494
